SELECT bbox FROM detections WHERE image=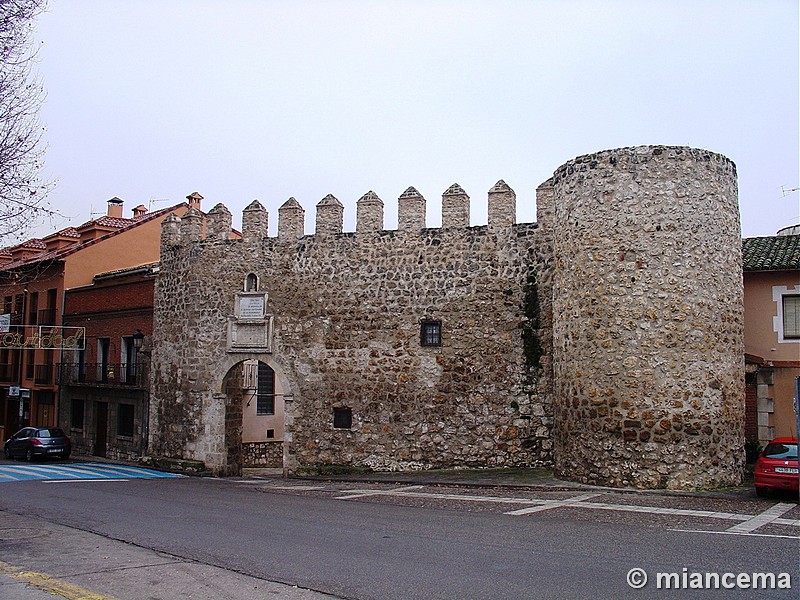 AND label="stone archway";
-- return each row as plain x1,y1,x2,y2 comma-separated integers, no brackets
220,357,291,475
